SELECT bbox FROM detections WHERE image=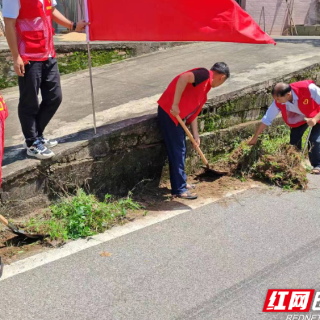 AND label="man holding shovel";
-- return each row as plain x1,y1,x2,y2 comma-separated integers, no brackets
158,63,230,200
249,80,320,174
